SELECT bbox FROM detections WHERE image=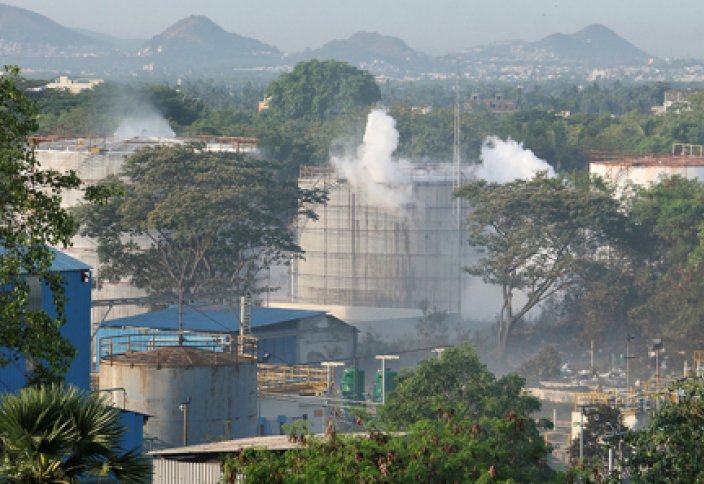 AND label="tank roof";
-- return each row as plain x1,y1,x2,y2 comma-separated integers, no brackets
103,345,242,368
